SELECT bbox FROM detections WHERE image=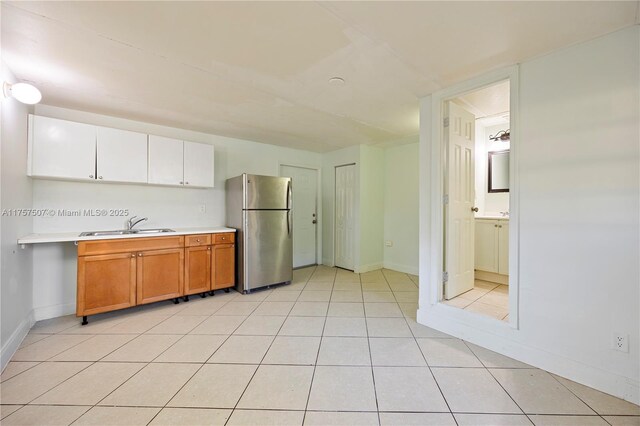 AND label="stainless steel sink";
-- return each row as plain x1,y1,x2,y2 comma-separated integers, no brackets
134,228,175,234
79,228,175,237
